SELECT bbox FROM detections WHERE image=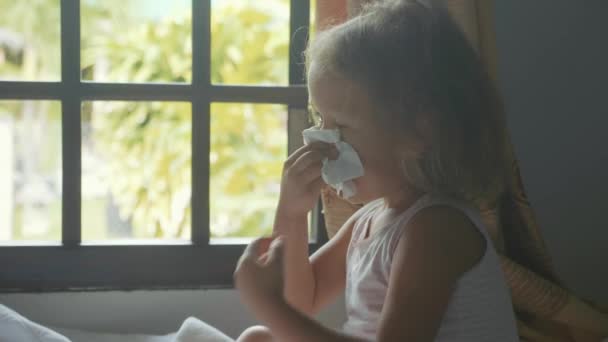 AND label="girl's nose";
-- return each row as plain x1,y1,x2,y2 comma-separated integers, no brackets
319,118,336,130
327,145,339,160
316,142,338,160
